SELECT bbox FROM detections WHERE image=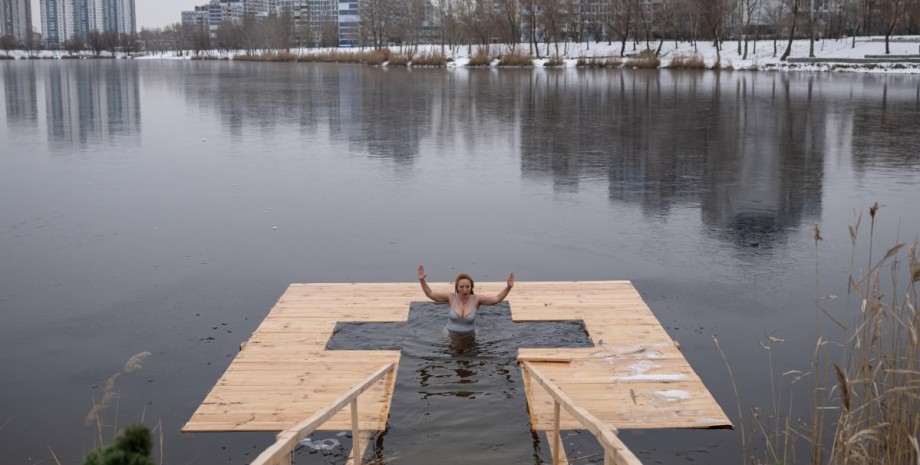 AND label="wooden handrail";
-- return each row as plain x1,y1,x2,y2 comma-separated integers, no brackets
521,361,643,465
250,362,396,465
